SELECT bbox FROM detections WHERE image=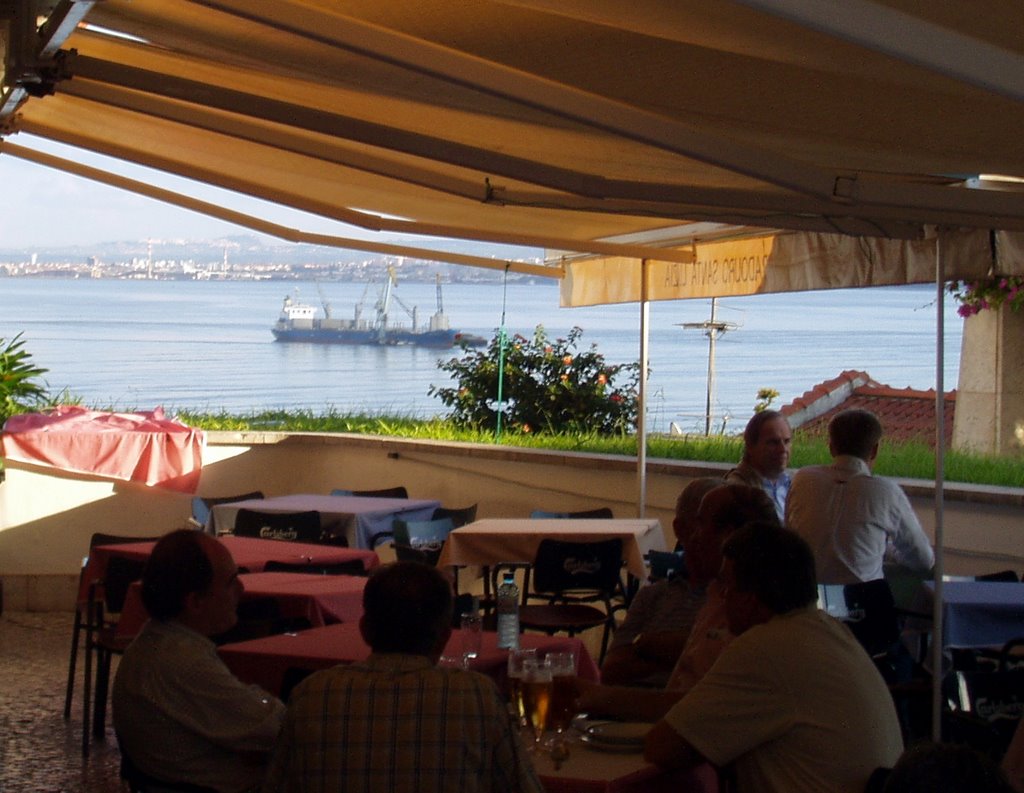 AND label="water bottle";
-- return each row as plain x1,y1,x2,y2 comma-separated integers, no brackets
496,570,520,650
